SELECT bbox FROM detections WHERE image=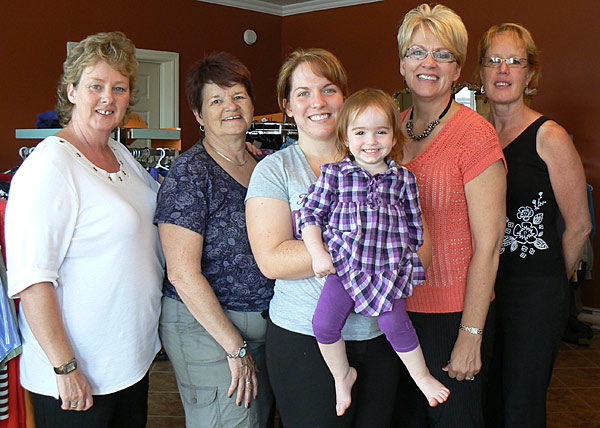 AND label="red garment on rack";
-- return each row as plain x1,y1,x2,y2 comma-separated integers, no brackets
0,356,27,428
0,198,28,428
1,198,7,265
